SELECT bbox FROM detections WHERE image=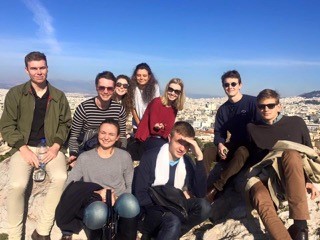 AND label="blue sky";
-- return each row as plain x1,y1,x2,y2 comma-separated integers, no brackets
0,0,319,97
